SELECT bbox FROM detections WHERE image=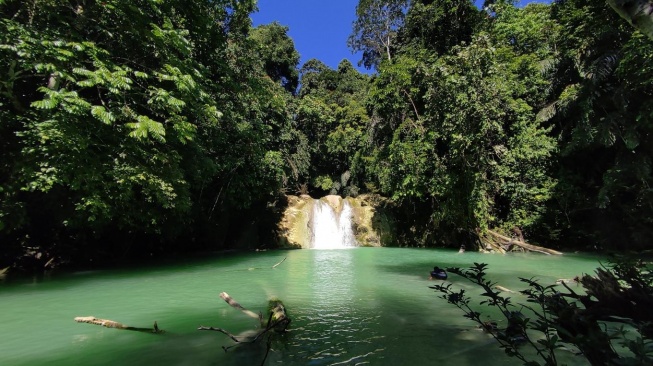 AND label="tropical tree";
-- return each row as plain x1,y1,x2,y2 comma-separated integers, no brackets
360,0,558,247
295,59,371,196
540,0,653,250
398,0,483,57
249,22,300,93
348,0,410,69
0,0,291,268
607,0,653,40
